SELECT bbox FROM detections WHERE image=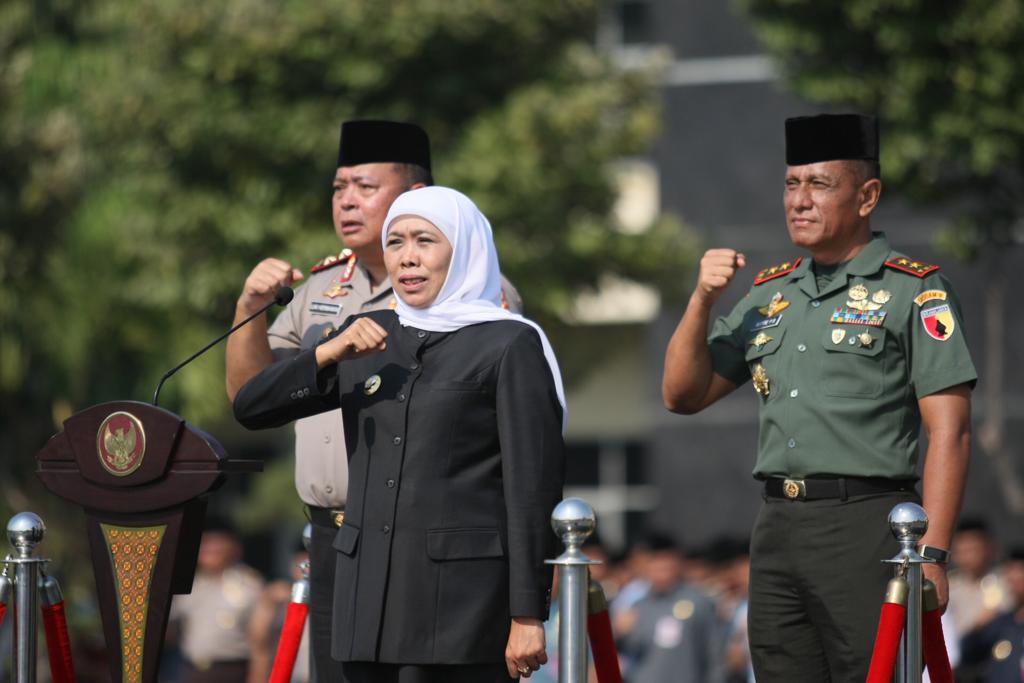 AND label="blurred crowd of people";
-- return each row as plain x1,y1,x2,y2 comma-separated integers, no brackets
152,516,1024,683
159,521,311,683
